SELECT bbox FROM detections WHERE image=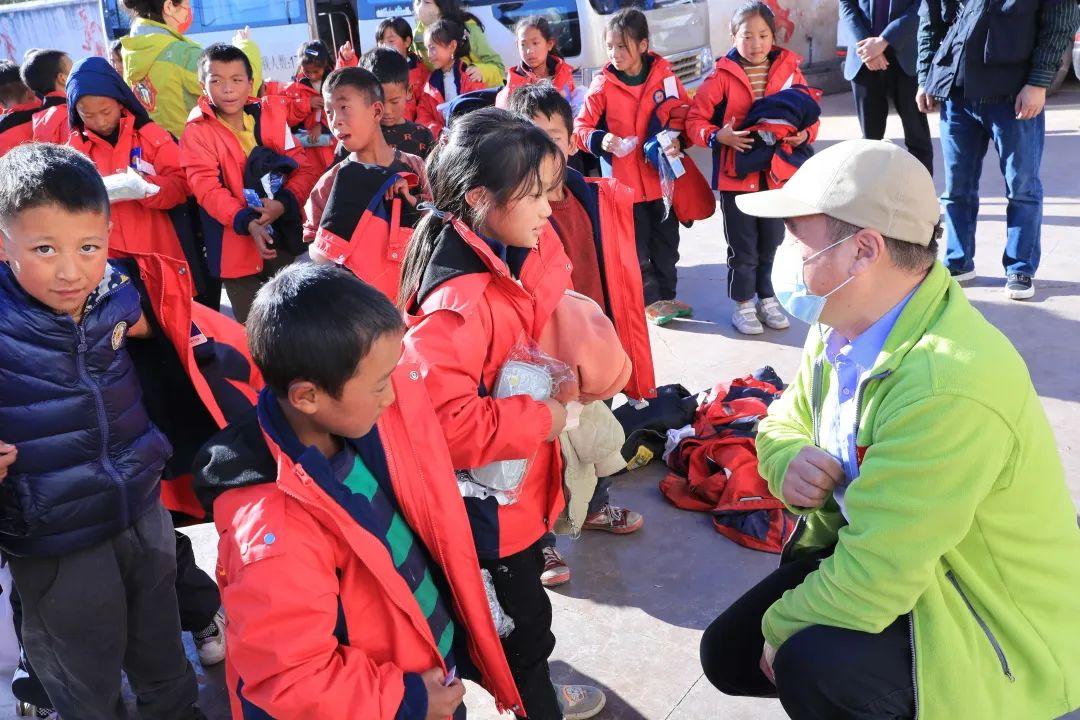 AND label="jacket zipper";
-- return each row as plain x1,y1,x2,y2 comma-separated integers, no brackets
946,570,1015,682
909,611,920,719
